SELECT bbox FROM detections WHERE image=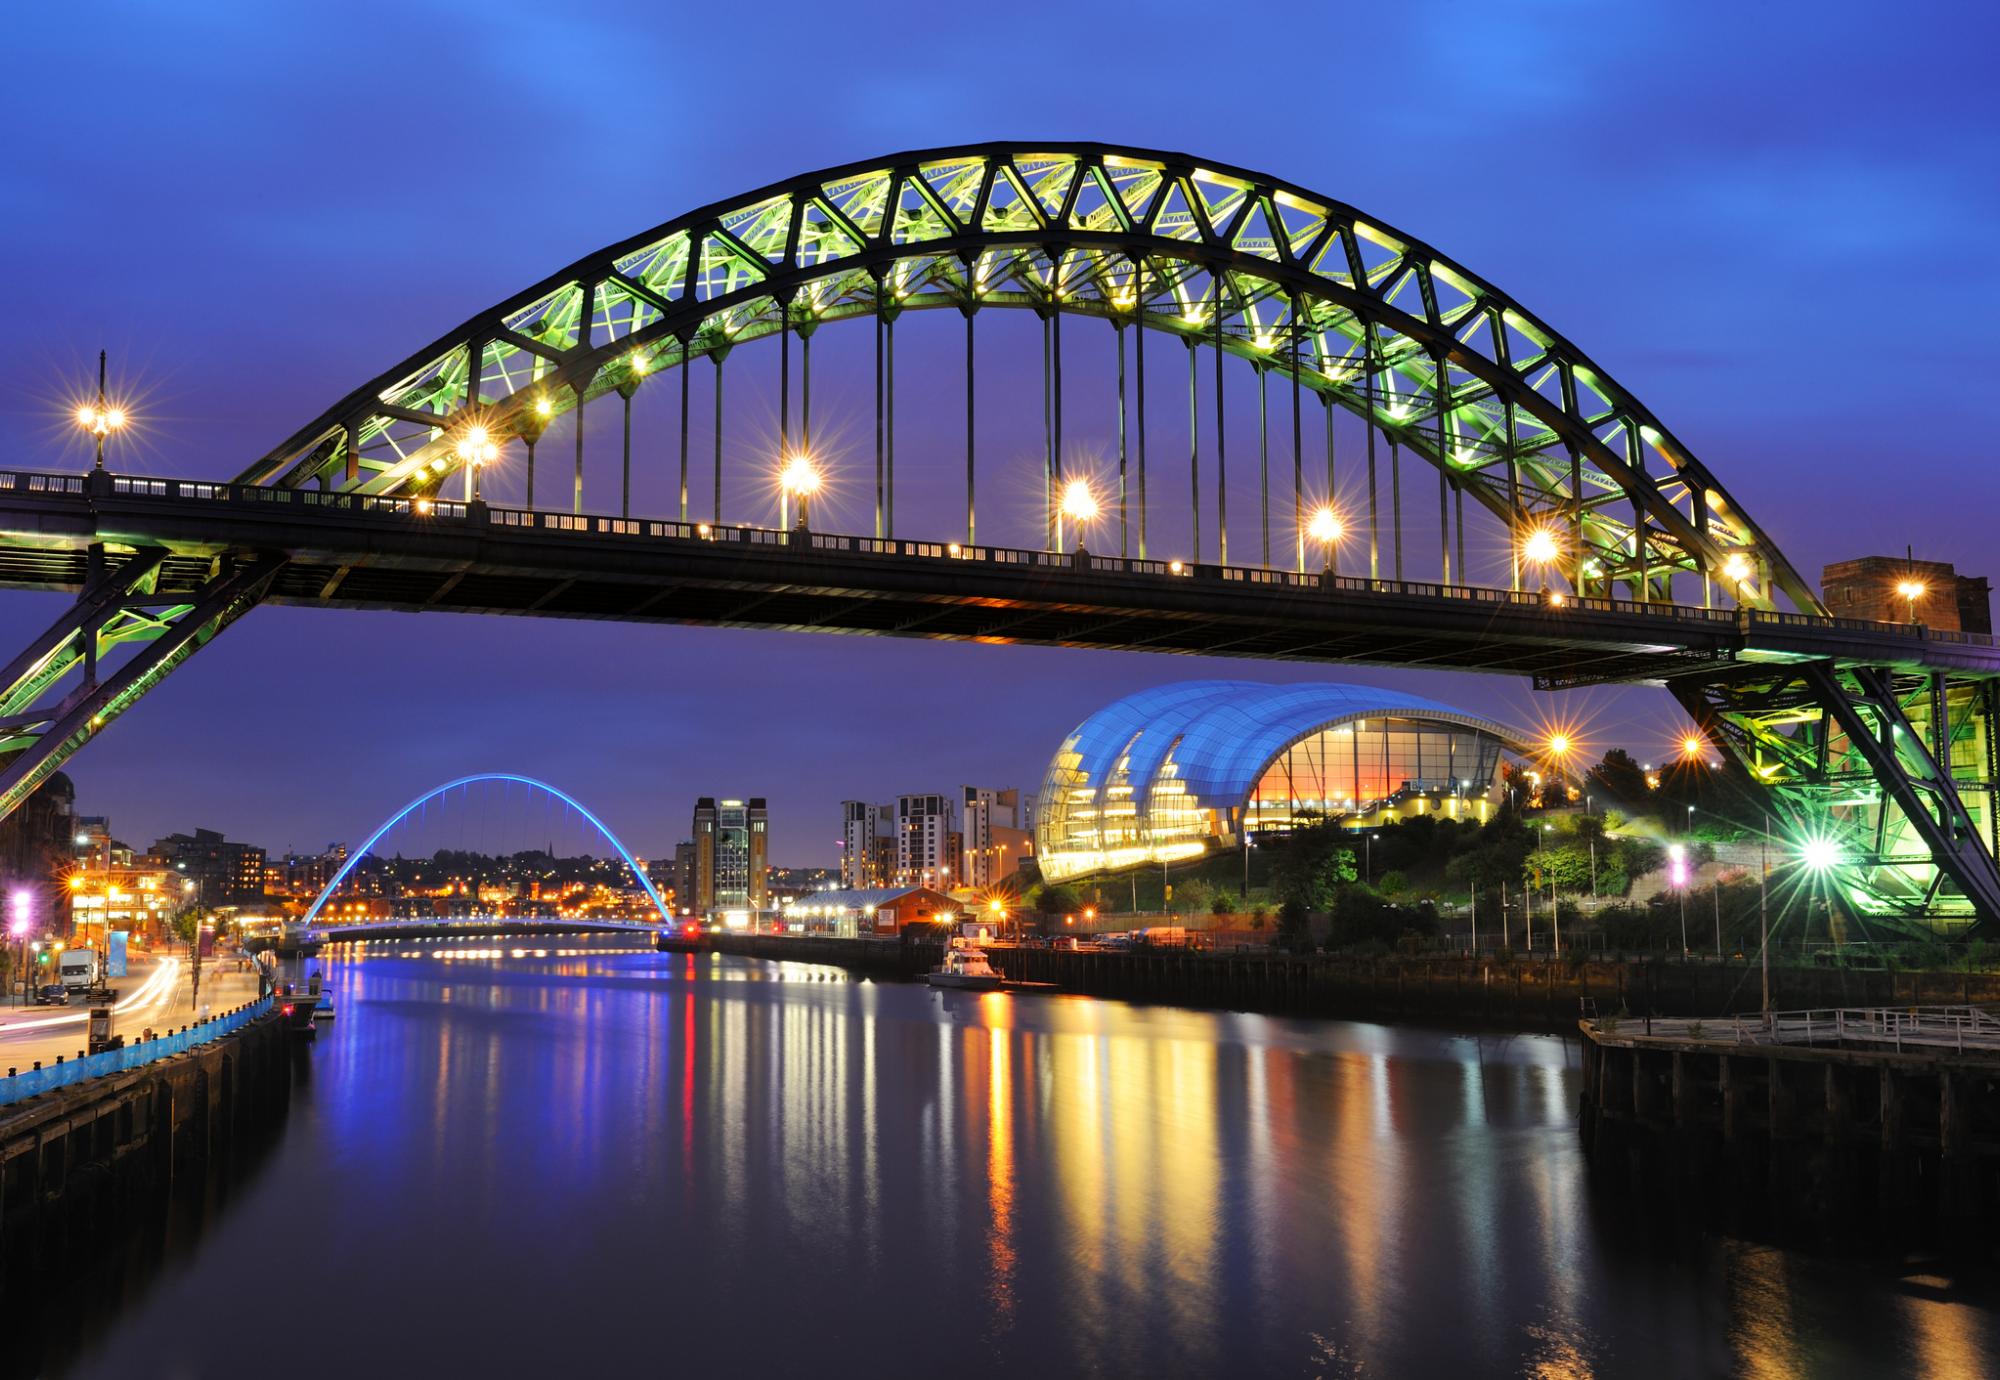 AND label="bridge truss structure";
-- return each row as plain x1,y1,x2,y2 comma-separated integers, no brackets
8,143,1999,935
